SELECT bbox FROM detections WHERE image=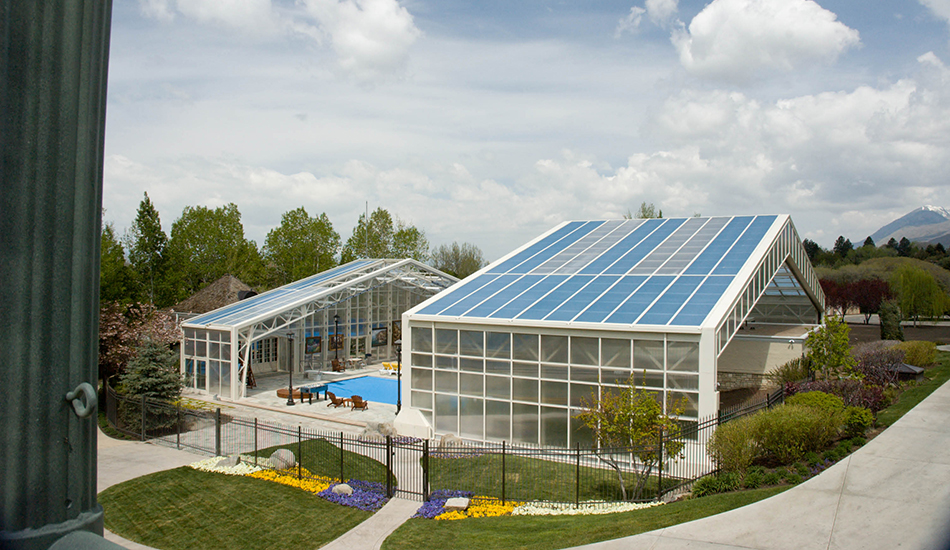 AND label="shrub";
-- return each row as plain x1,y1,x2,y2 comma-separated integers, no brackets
770,356,814,385
786,391,845,414
850,436,866,447
795,463,809,477
853,347,903,387
804,451,821,467
743,470,762,489
787,379,889,412
894,341,937,367
843,406,873,438
762,471,782,485
879,299,904,341
750,404,841,464
783,471,803,485
691,472,741,497
707,415,759,473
